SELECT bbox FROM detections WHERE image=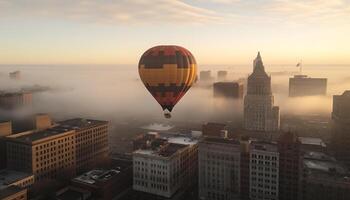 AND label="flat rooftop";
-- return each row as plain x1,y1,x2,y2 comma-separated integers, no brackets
299,137,326,147
0,170,33,190
201,137,240,145
58,118,108,131
8,118,108,143
251,141,277,152
73,169,120,185
0,185,25,199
